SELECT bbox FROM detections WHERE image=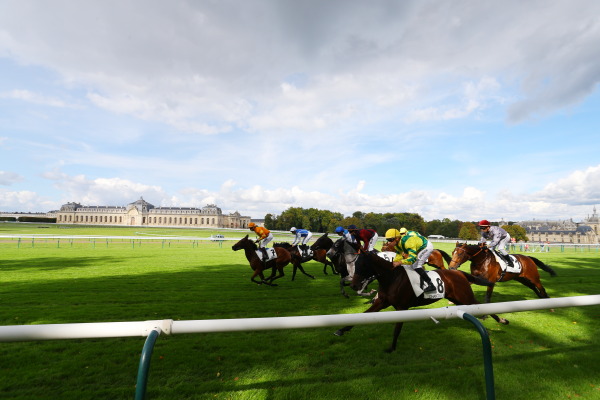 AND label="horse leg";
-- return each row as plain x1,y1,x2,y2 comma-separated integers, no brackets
291,262,298,281
484,284,495,303
250,269,266,285
266,265,286,285
295,263,315,280
340,278,350,298
334,297,387,337
386,322,404,353
515,277,549,299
